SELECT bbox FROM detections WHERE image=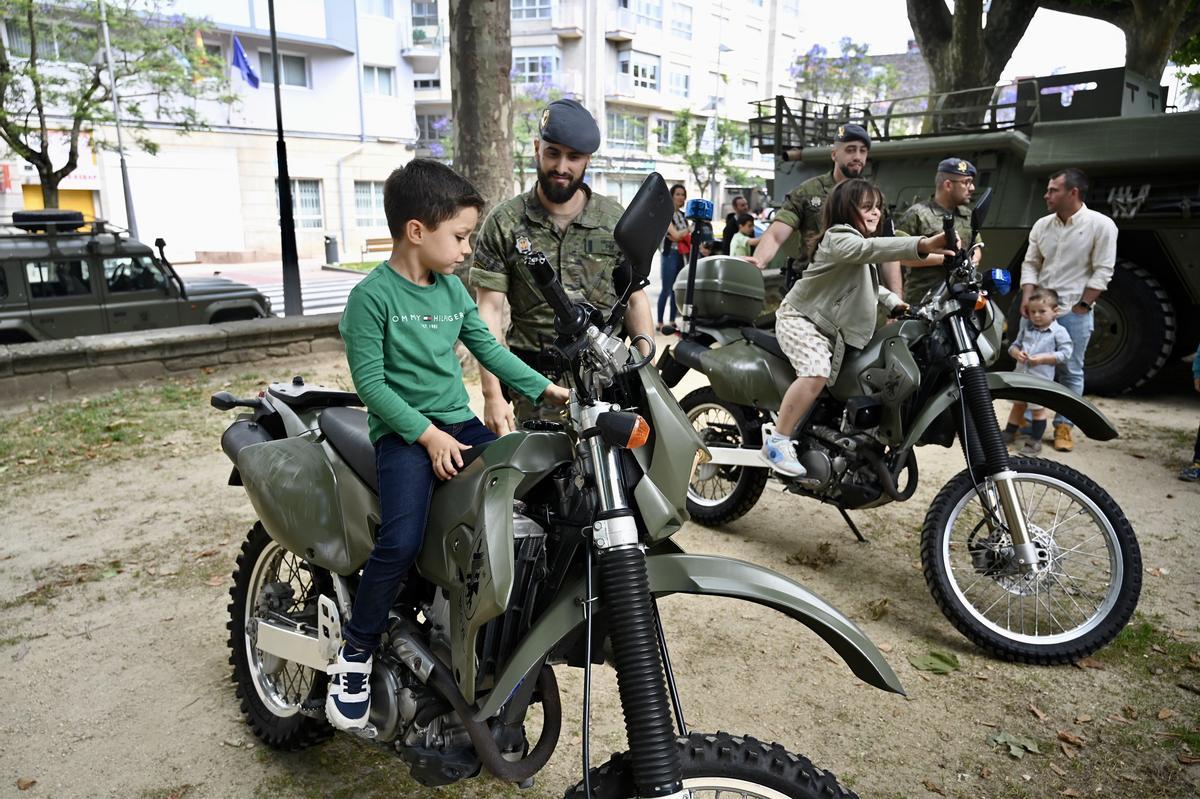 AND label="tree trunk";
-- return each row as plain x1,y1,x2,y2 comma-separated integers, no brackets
38,170,60,208
449,0,513,214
